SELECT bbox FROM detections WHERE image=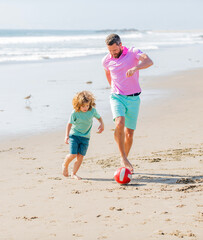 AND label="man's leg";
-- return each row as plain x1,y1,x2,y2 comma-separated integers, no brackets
124,95,140,159
124,128,134,157
114,116,134,172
